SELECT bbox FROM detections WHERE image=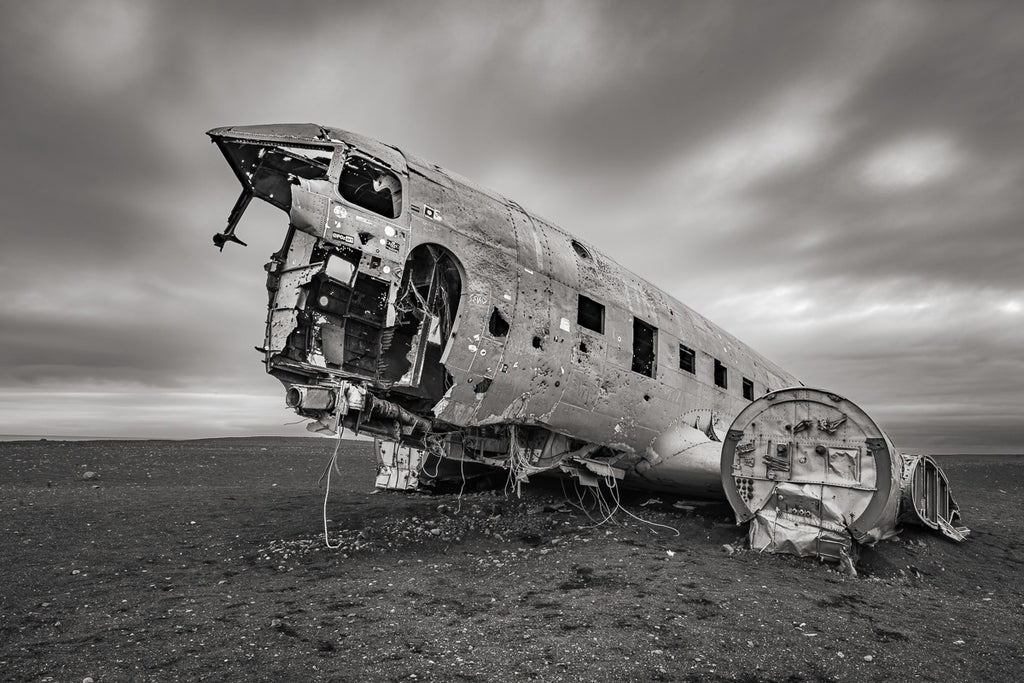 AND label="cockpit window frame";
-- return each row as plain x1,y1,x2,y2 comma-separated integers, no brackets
338,152,404,220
